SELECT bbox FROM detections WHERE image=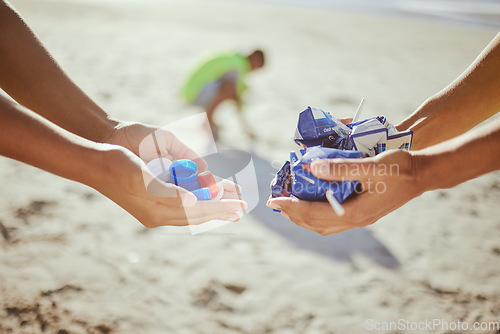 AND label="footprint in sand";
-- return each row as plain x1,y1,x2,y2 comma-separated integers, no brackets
1,286,115,334
14,200,56,224
0,220,15,242
192,280,248,312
